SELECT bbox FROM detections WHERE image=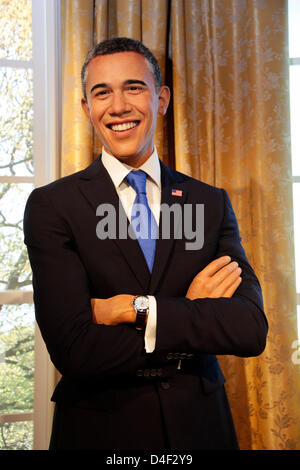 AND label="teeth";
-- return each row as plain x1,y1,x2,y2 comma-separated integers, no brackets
110,121,138,132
